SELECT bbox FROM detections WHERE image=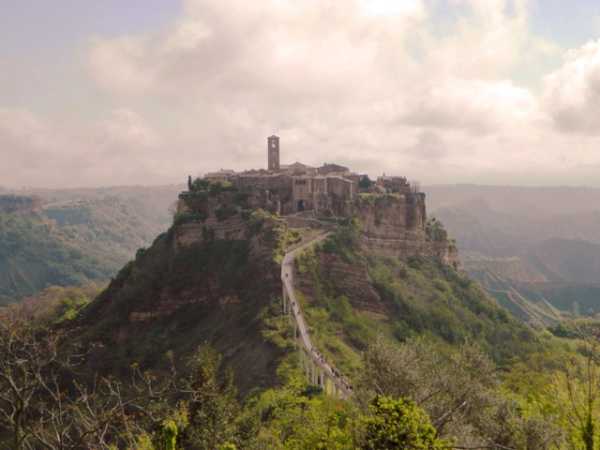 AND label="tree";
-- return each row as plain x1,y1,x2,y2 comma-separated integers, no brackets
357,337,562,449
557,334,600,450
0,306,181,449
358,175,373,191
361,396,446,449
425,218,448,242
181,345,240,450
0,314,59,449
242,375,358,450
